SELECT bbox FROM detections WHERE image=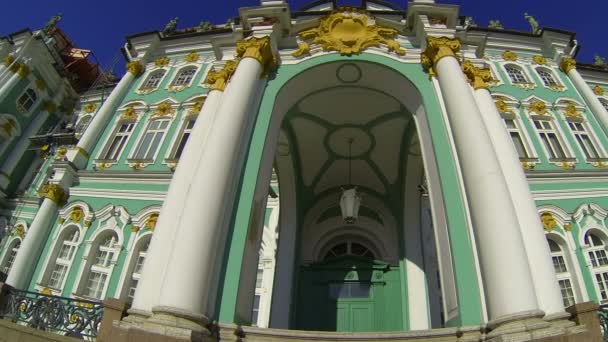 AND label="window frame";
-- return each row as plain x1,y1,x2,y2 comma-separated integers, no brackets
95,103,144,164
117,233,152,302
165,114,197,163
37,225,83,293
98,120,137,162
501,63,535,88
498,109,538,162
547,237,577,307
533,67,565,91
16,87,39,115
167,64,201,91
583,231,608,303
136,67,169,95
128,117,172,162
0,237,22,275
526,106,576,164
